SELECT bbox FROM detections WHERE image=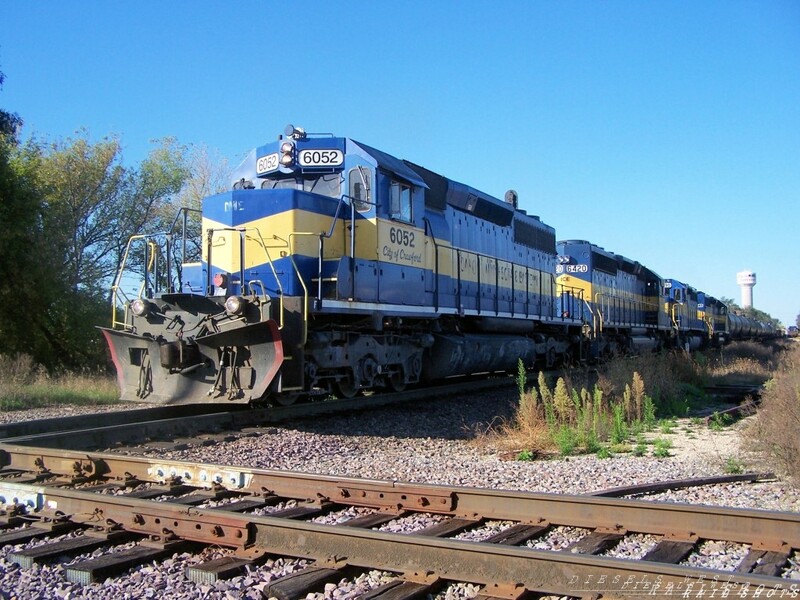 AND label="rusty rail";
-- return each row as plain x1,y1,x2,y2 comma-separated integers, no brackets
1,444,798,598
